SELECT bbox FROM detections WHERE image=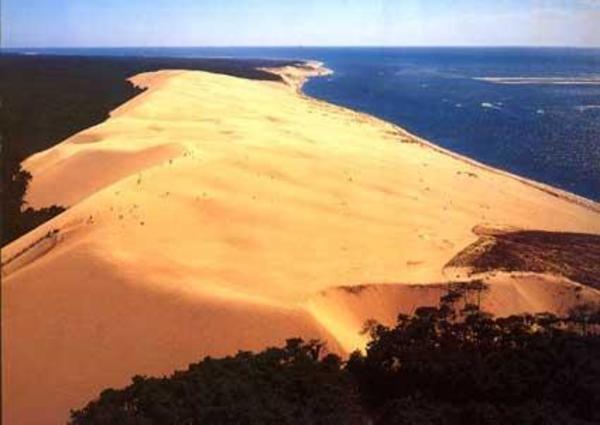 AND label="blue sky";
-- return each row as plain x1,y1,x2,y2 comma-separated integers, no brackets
3,0,600,48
